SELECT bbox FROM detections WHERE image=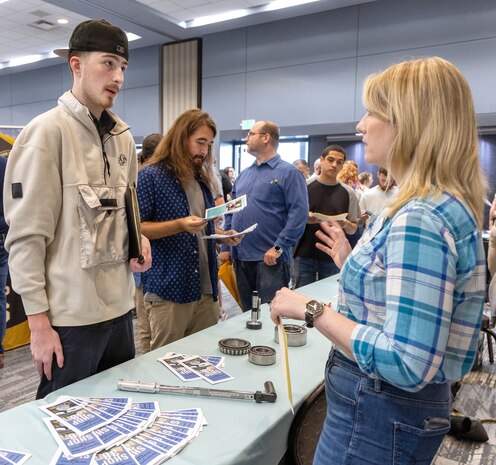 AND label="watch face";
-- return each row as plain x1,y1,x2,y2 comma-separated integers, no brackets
305,301,324,328
306,300,320,314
